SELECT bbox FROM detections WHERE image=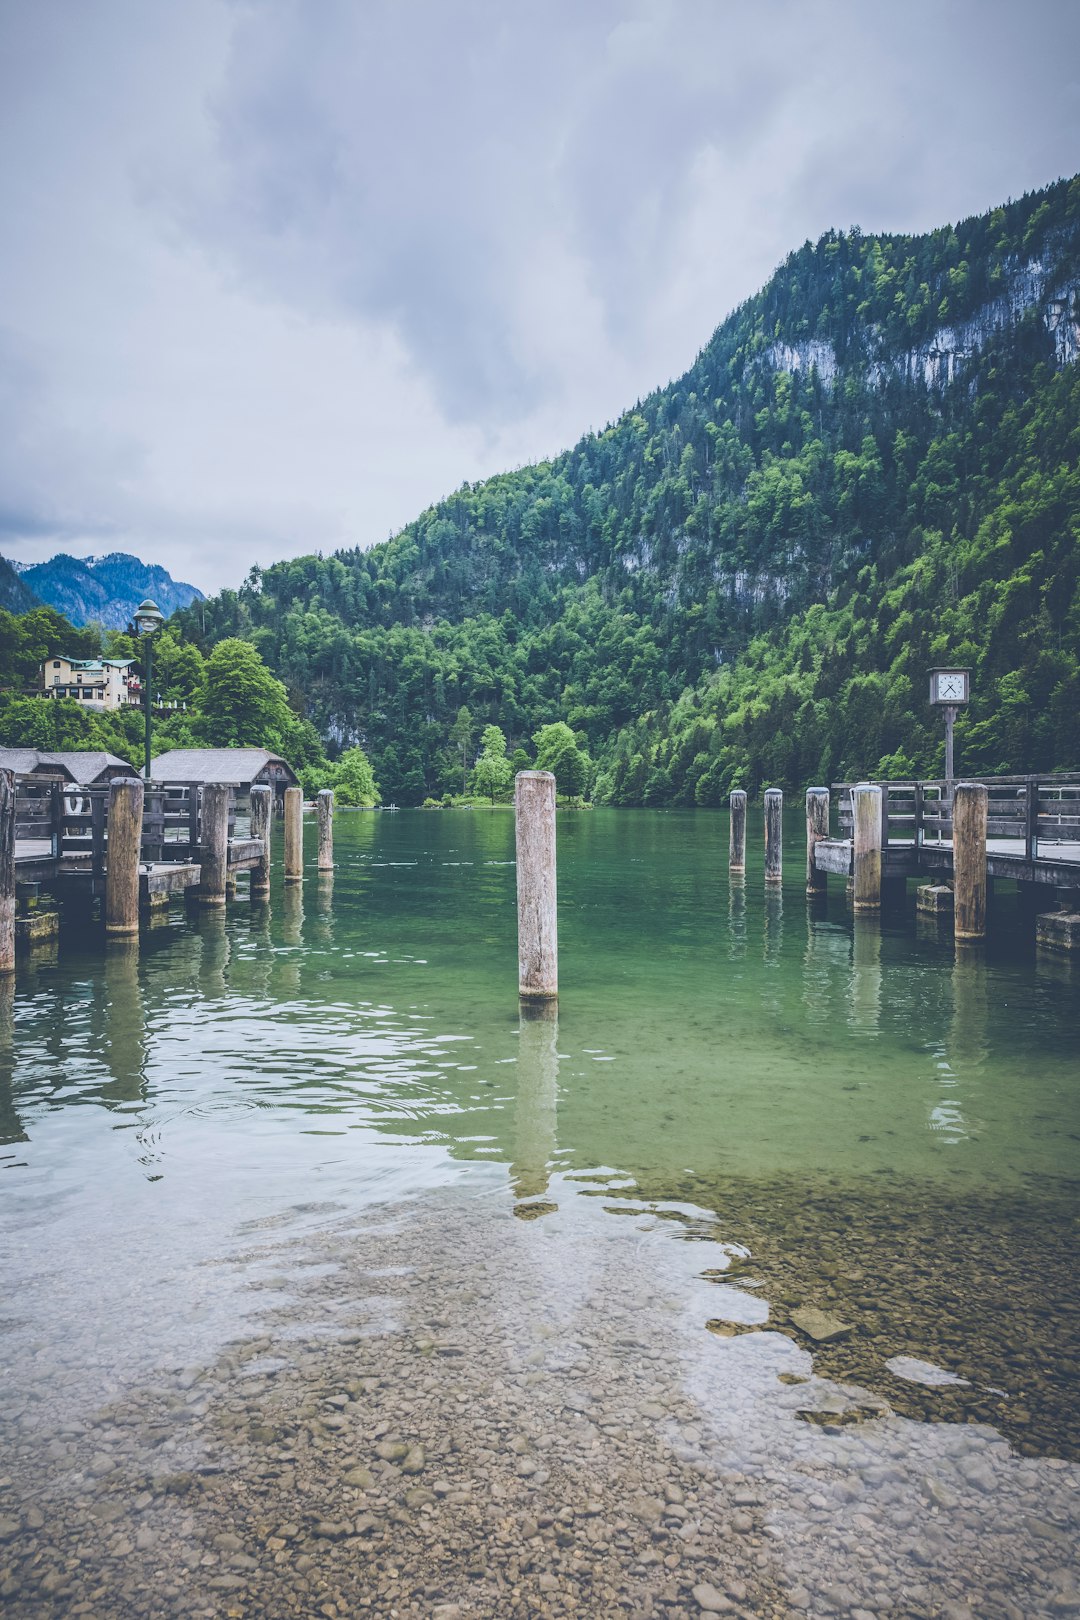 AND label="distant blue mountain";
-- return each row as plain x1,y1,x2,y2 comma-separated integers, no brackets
16,551,204,629
0,554,40,614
